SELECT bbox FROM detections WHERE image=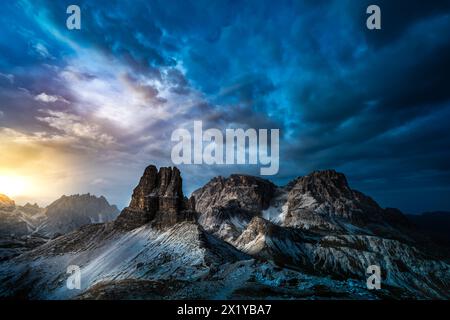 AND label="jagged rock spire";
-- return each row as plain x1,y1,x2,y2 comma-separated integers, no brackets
114,165,195,230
